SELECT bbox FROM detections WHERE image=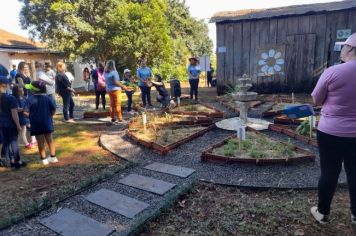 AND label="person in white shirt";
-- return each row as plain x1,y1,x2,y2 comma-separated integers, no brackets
35,62,56,105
